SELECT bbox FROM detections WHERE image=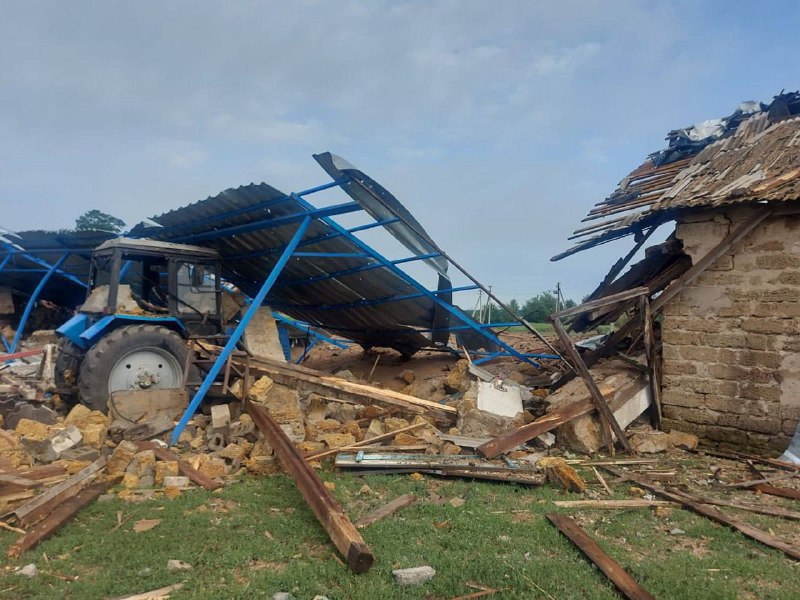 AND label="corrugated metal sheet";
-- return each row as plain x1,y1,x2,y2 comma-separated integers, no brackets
132,181,471,356
553,91,800,261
